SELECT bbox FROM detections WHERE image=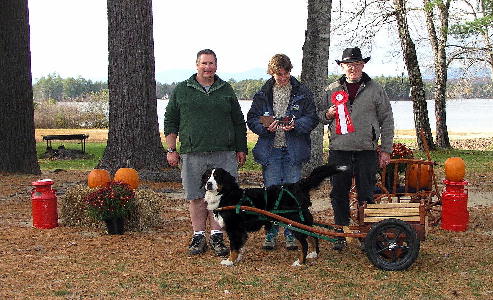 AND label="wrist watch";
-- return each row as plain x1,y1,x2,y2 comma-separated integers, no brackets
167,148,176,153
